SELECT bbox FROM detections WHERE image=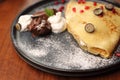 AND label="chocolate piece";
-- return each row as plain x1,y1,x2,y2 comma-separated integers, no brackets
27,9,58,37
28,12,52,37
31,20,52,36
94,8,103,16
105,4,114,10
85,23,95,33
32,9,57,18
32,11,46,18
